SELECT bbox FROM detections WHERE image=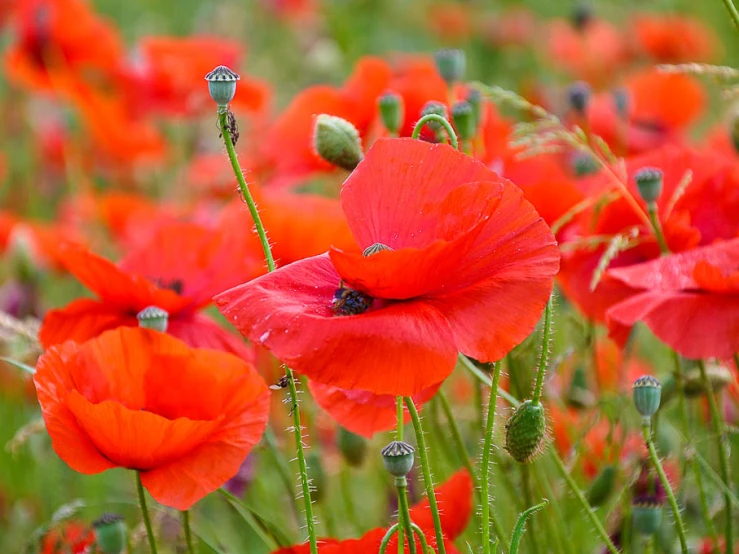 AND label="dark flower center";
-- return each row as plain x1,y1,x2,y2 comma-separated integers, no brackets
332,284,374,316
151,277,184,295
